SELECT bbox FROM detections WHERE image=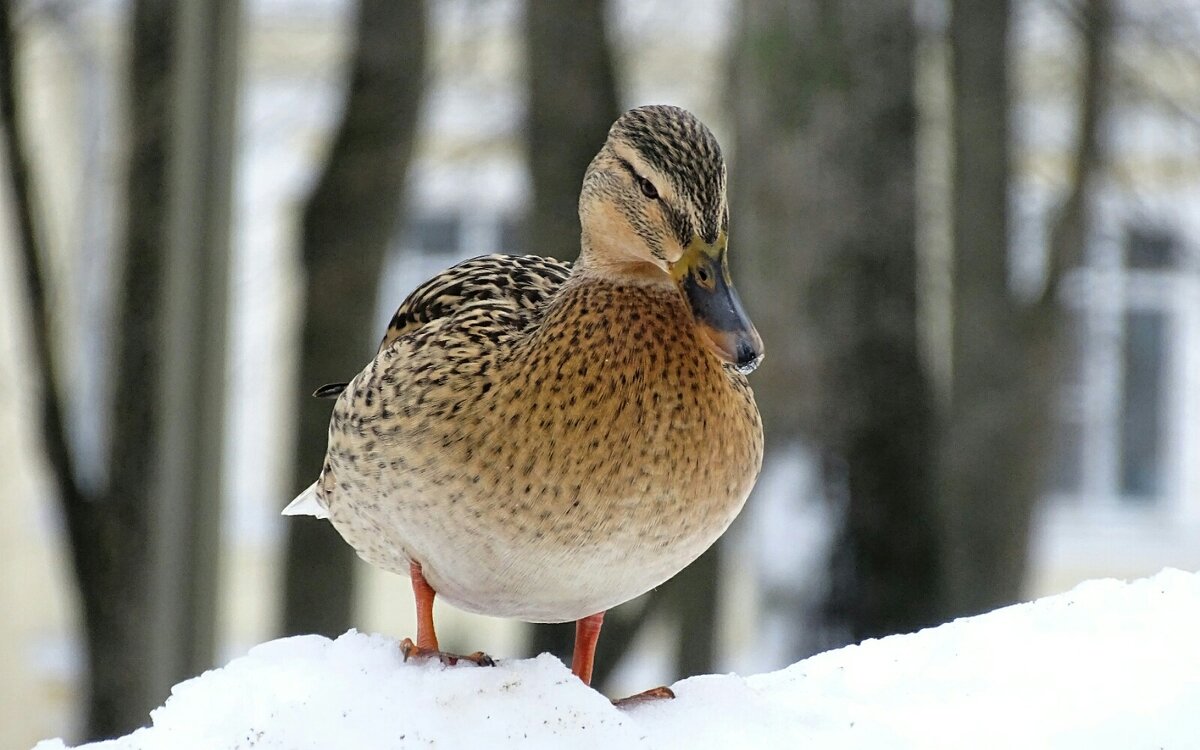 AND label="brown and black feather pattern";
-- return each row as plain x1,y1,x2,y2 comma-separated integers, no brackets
378,254,573,353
